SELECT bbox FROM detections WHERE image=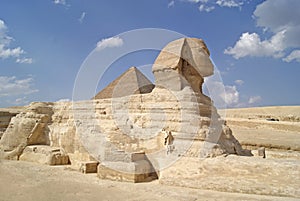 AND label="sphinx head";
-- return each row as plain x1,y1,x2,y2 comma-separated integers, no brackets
152,38,214,93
